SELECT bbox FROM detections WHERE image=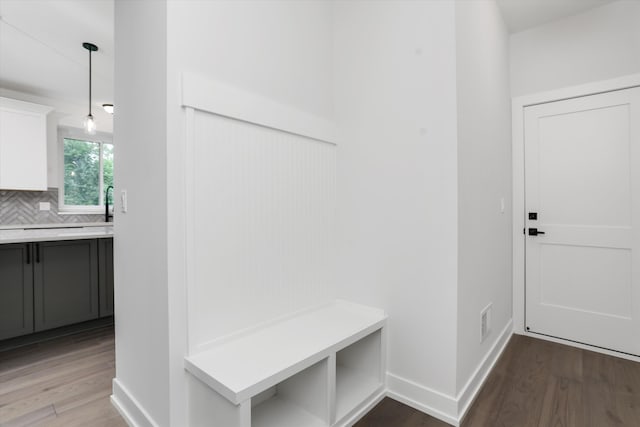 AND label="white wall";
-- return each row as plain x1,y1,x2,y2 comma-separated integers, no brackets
187,111,337,350
166,0,336,353
113,1,170,426
114,1,515,425
510,0,640,96
455,0,512,395
116,1,338,425
334,0,460,401
168,0,333,120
